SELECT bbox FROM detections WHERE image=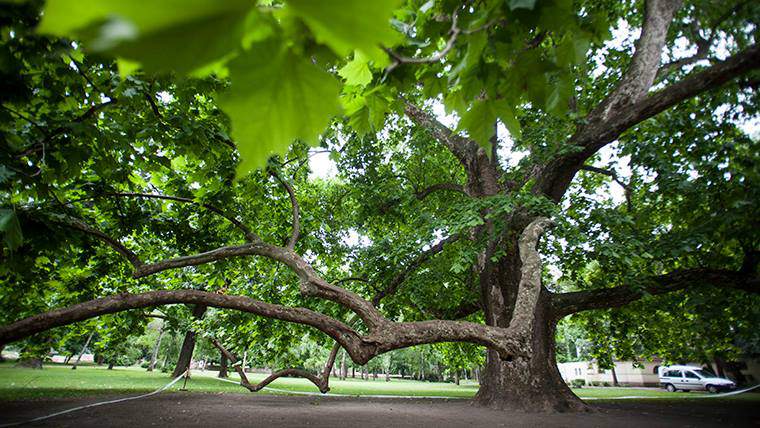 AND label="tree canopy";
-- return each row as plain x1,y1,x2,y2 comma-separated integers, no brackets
0,0,758,412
